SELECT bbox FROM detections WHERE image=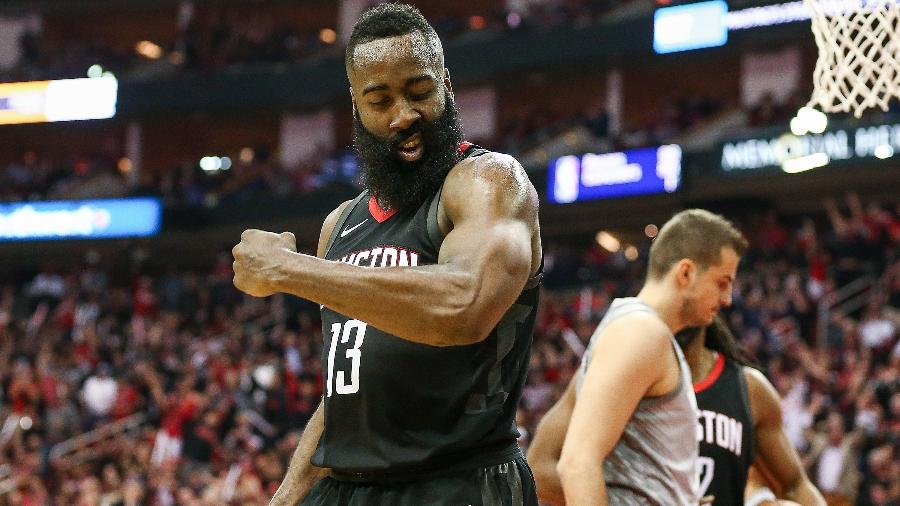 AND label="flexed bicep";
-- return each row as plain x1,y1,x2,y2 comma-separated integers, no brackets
432,152,539,342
